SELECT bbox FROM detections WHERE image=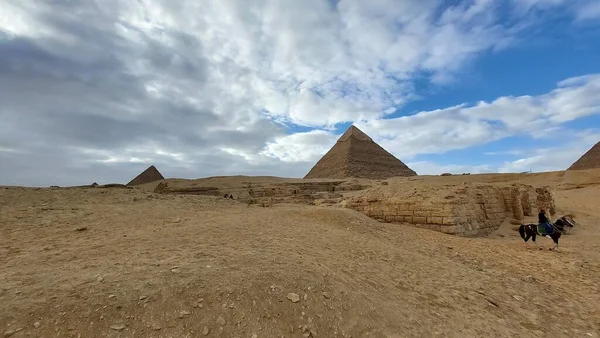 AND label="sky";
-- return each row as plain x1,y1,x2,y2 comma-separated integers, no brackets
1,0,600,186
